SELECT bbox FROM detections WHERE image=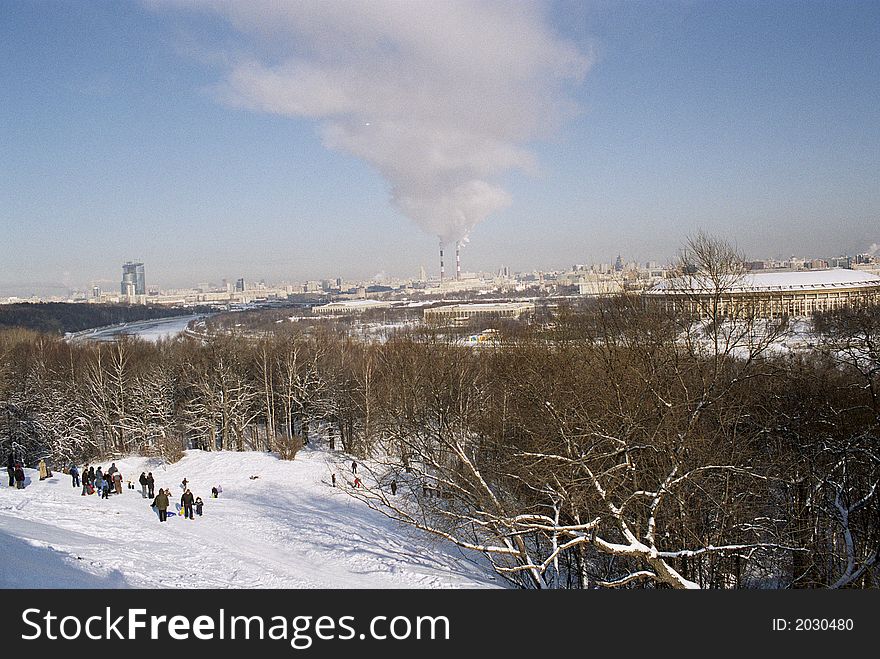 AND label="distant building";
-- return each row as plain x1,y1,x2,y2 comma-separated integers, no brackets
646,269,880,318
121,262,145,297
424,302,535,327
313,300,392,315
235,278,246,292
